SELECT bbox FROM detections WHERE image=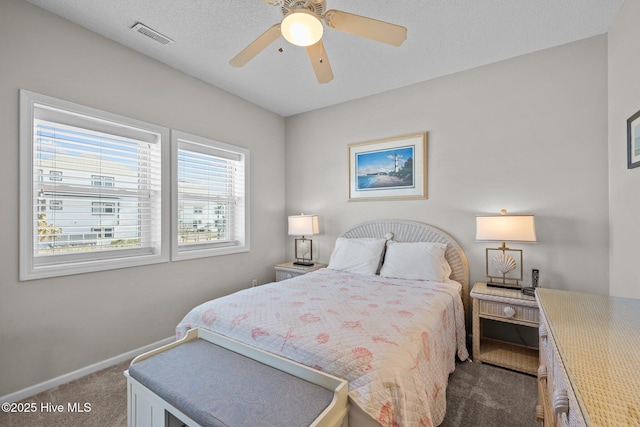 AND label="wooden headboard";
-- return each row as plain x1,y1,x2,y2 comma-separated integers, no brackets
339,219,470,323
